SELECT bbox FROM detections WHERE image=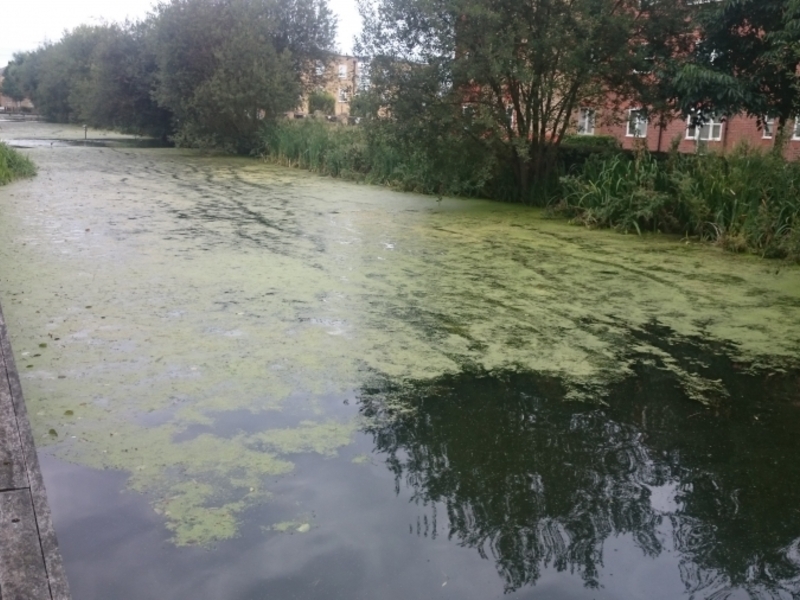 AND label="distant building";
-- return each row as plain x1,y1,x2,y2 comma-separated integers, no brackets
292,54,368,121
